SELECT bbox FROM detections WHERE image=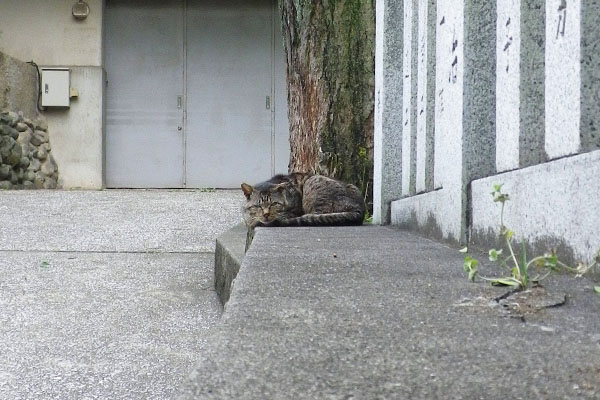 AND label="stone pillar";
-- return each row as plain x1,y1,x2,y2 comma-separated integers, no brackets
415,0,436,193
388,0,466,242
545,0,581,158
389,0,497,244
519,0,546,167
463,0,497,184
434,0,464,193
580,0,600,152
496,0,521,172
401,0,415,196
373,0,404,224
